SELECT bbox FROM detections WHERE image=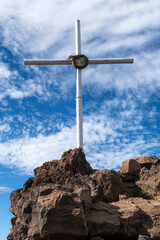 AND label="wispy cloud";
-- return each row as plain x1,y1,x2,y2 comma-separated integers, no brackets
0,124,11,133
0,103,159,174
0,132,75,174
0,0,159,103
0,62,11,78
0,0,159,56
0,186,12,194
